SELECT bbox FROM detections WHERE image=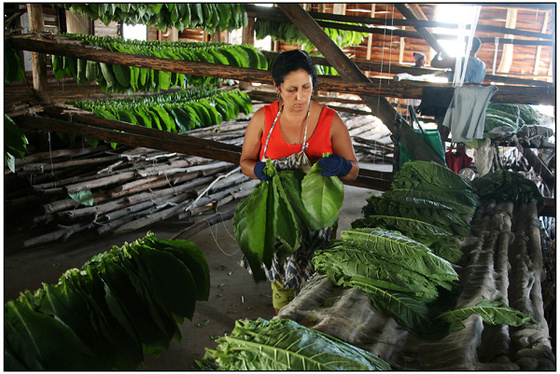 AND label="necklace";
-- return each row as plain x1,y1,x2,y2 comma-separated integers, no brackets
301,103,310,152
262,102,311,160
